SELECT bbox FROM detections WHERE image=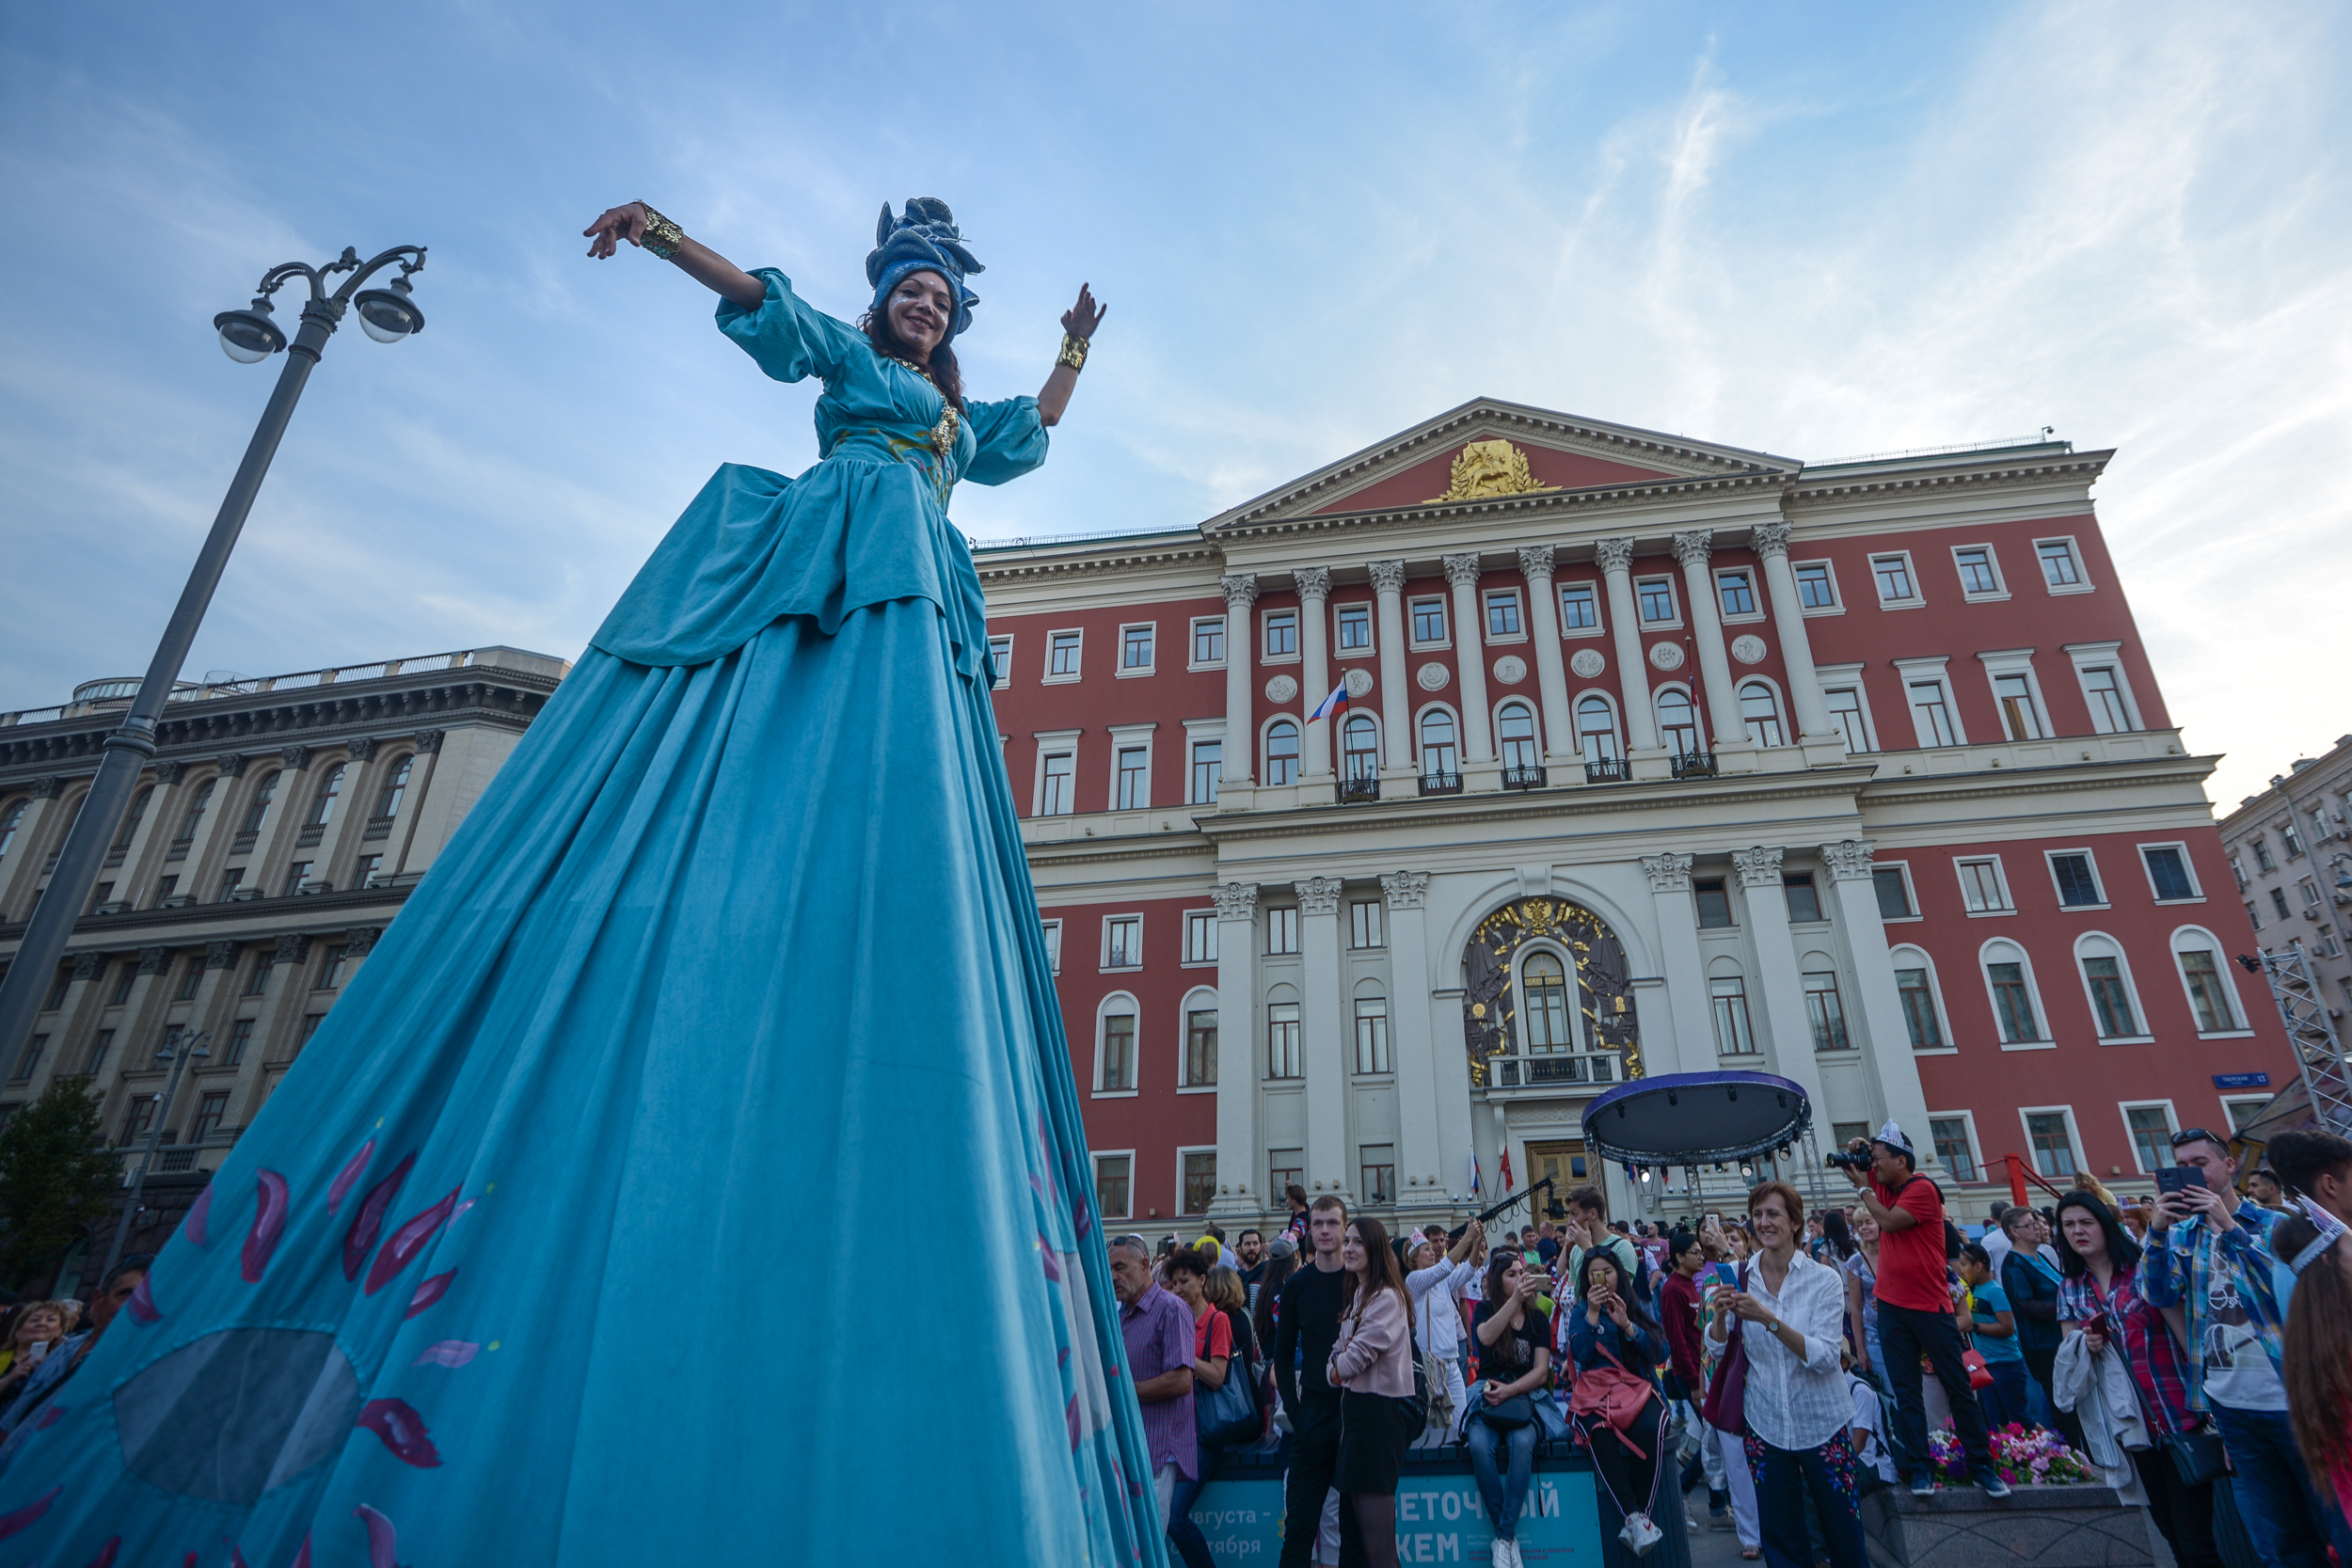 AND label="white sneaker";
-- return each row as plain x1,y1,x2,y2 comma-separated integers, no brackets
1490,1540,1520,1568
